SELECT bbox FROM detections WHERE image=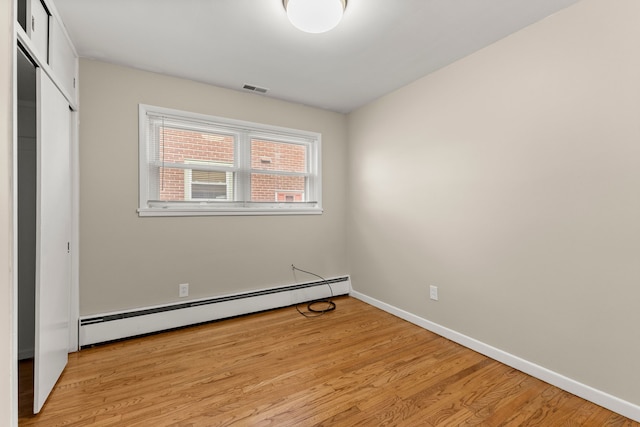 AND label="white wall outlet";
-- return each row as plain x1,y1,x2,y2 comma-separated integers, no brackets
429,285,439,301
179,283,189,298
